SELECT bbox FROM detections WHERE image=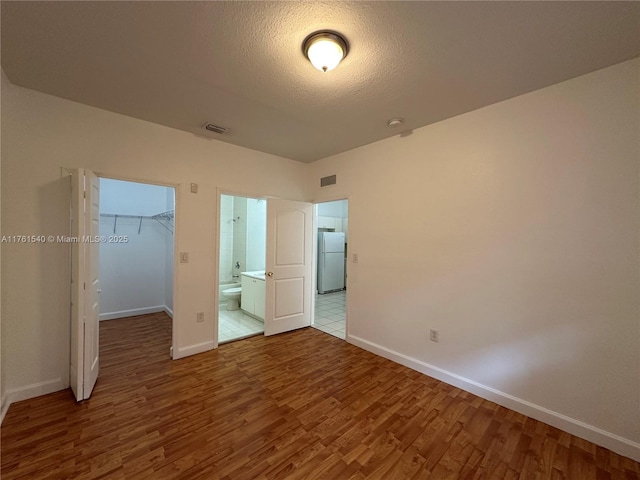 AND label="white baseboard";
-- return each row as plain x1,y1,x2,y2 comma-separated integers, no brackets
1,377,66,424
99,305,166,321
347,334,640,462
172,341,214,360
163,305,174,318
